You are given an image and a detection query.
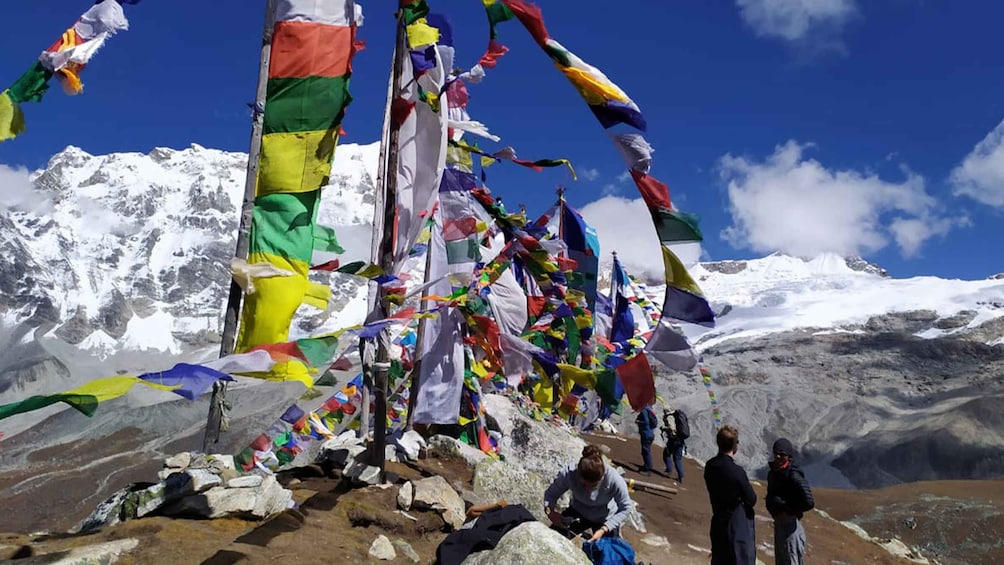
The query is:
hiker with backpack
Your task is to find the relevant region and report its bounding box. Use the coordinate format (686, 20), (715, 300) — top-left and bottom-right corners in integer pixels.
(635, 404), (659, 474)
(766, 438), (815, 565)
(661, 407), (690, 483)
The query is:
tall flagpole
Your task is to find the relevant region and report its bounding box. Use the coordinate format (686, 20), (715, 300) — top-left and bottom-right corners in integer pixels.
(364, 10), (407, 481)
(203, 0), (276, 453)
(608, 251), (618, 341)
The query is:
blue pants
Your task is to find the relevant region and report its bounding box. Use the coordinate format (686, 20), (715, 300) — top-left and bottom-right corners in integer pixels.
(664, 443), (684, 481)
(640, 435), (654, 471)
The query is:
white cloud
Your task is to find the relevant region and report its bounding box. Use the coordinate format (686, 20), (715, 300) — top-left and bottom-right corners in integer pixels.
(736, 0), (856, 50)
(719, 141), (963, 258)
(579, 196), (702, 282)
(600, 171), (633, 197)
(950, 119), (1004, 209)
(580, 168), (600, 181)
(0, 164), (51, 214)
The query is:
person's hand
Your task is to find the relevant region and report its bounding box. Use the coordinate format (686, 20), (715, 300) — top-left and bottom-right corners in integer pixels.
(546, 508), (563, 527)
(588, 526), (608, 542)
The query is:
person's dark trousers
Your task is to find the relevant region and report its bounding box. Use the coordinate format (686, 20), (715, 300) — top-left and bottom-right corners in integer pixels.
(664, 442), (685, 481)
(640, 434), (654, 471)
(710, 507), (756, 565)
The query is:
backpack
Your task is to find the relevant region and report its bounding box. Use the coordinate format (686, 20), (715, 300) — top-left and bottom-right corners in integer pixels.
(674, 410), (691, 440)
(661, 409), (677, 440)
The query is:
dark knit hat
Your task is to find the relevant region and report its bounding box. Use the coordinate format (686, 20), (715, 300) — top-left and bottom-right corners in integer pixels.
(772, 438), (795, 457)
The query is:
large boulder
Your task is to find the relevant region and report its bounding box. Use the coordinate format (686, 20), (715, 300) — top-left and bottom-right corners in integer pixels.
(482, 394), (585, 479)
(471, 459), (552, 523)
(160, 473), (293, 519)
(460, 521), (592, 565)
(411, 475), (466, 530)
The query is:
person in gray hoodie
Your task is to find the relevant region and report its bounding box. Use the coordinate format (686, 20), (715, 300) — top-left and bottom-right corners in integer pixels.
(544, 444), (633, 541)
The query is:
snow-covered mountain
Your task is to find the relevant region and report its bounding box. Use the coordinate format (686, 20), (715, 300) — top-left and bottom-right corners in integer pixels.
(687, 252), (1004, 349)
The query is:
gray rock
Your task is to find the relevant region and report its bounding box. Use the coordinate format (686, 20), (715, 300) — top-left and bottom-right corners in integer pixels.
(460, 521), (591, 565)
(393, 538), (421, 562)
(482, 394), (585, 480)
(412, 475), (466, 530)
(368, 535), (396, 560)
(933, 310), (977, 330)
(427, 434), (491, 466)
(369, 533), (395, 561)
(394, 429), (427, 461)
(227, 475), (264, 488)
(161, 474), (293, 520)
(701, 260), (748, 275)
(345, 461), (383, 486)
(10, 538), (139, 565)
(318, 430), (367, 467)
(397, 481), (414, 511)
(472, 459), (551, 522)
(385, 444), (399, 463)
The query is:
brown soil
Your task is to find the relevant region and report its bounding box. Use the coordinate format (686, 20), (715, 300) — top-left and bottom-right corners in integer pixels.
(1, 434), (1000, 564)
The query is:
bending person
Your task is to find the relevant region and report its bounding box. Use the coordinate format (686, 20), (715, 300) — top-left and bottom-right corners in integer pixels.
(544, 444), (633, 541)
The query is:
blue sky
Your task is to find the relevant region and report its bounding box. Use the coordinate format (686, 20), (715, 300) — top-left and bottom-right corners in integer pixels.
(1, 0), (1002, 280)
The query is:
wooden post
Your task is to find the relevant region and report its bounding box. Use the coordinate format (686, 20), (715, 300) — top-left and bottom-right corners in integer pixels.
(203, 0), (276, 454)
(364, 12), (407, 480)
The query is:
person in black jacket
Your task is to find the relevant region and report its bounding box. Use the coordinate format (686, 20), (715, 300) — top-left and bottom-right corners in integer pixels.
(766, 438), (814, 565)
(704, 425), (757, 565)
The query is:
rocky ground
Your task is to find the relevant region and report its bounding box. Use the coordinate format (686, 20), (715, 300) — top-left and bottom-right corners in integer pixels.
(3, 402), (999, 565)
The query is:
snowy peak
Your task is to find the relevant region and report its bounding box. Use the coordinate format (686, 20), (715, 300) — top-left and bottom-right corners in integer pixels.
(696, 252), (887, 279)
(1, 141), (382, 359)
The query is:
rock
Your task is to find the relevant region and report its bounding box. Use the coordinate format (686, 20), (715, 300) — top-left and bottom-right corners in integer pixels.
(75, 487), (135, 532)
(411, 475), (466, 530)
(393, 538), (421, 562)
(11, 538), (139, 565)
(207, 454), (236, 473)
(157, 469), (180, 481)
(482, 394), (585, 480)
(427, 434), (490, 466)
(460, 521), (591, 565)
(641, 534), (671, 548)
(397, 481), (414, 511)
(368, 535), (396, 560)
(933, 310), (978, 330)
(877, 538), (929, 563)
(227, 475), (264, 488)
(318, 431), (367, 467)
(164, 452), (191, 470)
(345, 461), (383, 486)
(161, 474), (293, 520)
(182, 469), (224, 493)
(393, 430), (428, 461)
(472, 459), (551, 522)
(385, 444), (399, 463)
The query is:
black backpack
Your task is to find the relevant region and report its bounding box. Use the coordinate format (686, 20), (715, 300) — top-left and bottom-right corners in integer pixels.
(674, 410), (691, 440)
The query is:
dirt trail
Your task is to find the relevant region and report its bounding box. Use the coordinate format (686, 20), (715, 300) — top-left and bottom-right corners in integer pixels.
(2, 434), (999, 564)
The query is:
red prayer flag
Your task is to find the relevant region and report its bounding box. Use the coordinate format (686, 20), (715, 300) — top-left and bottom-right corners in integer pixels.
(501, 0), (550, 47)
(630, 171), (673, 211)
(478, 39), (509, 69)
(616, 352), (656, 411)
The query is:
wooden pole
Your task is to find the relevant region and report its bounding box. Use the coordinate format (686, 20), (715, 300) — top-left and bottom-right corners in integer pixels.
(364, 11), (407, 480)
(203, 0), (276, 454)
(625, 477), (678, 496)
